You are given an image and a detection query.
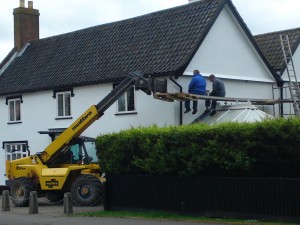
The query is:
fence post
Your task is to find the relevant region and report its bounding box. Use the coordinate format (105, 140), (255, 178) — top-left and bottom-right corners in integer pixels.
(2, 190), (10, 211)
(103, 181), (108, 210)
(63, 192), (73, 215)
(29, 191), (38, 214)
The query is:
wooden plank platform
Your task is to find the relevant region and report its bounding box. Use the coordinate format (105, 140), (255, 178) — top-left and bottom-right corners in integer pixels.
(153, 92), (294, 105)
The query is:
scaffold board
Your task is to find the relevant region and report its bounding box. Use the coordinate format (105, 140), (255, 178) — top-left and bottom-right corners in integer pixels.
(153, 92), (294, 105)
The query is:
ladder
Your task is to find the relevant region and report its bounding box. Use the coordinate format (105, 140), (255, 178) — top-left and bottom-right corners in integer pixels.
(280, 34), (300, 116)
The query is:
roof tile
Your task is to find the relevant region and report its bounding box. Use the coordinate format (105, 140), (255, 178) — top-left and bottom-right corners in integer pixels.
(254, 28), (300, 73)
(0, 0), (224, 95)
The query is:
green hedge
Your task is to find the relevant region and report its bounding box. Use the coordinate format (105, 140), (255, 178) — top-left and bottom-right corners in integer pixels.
(96, 118), (300, 177)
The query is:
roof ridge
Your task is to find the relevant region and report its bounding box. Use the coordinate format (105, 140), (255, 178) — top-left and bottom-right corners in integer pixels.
(0, 0), (282, 95)
(37, 1), (228, 43)
(35, 2), (204, 42)
(254, 27), (300, 37)
(0, 0), (226, 95)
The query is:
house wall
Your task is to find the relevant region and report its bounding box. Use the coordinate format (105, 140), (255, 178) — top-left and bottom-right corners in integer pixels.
(186, 5), (276, 83)
(0, 3), (288, 185)
(0, 81), (178, 185)
(281, 46), (300, 81)
(182, 4), (282, 120)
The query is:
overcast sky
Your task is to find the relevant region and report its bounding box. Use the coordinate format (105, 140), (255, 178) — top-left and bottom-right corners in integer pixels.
(1, 0), (300, 61)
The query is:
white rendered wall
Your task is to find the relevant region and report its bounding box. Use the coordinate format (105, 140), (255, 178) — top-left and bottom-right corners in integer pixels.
(0, 4), (288, 185)
(0, 80), (177, 184)
(182, 5), (281, 123)
(281, 46), (300, 81)
(185, 5), (275, 83)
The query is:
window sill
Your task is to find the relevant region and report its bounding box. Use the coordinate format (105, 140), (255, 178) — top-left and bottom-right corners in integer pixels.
(115, 111), (137, 116)
(55, 116), (73, 120)
(7, 121), (22, 125)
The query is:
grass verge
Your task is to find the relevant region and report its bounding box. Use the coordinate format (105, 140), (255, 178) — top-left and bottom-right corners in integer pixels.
(77, 210), (299, 225)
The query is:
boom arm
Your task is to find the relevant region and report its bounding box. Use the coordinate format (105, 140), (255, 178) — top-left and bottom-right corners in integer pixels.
(39, 71), (163, 164)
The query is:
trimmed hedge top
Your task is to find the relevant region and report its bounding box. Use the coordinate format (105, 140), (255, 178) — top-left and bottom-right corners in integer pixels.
(96, 118), (300, 178)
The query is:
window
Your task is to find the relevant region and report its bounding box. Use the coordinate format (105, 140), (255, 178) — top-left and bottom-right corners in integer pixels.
(117, 86), (135, 113)
(57, 92), (71, 118)
(8, 98), (21, 122)
(4, 142), (28, 161)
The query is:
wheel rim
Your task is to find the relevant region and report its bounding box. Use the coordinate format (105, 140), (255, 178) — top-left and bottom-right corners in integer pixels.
(78, 184), (93, 199)
(16, 185), (25, 200)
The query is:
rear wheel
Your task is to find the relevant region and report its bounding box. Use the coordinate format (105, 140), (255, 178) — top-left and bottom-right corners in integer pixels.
(71, 174), (103, 206)
(10, 177), (36, 207)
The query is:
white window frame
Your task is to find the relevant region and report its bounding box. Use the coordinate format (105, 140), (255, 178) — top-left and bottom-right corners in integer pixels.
(8, 98), (21, 123)
(117, 86), (136, 113)
(56, 91), (72, 118)
(4, 142), (28, 161)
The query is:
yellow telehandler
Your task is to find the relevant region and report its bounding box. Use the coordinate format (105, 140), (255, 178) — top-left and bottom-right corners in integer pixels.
(5, 71), (167, 206)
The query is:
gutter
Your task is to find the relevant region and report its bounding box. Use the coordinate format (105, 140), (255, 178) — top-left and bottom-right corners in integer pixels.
(170, 76), (183, 125)
(280, 87), (284, 117)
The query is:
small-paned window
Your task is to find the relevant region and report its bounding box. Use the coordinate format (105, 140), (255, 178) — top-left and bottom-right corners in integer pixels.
(4, 142), (28, 161)
(57, 92), (71, 118)
(117, 86), (135, 113)
(8, 98), (21, 122)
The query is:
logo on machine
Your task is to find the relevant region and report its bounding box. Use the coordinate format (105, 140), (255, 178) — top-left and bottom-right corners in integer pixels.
(72, 111), (93, 131)
(46, 179), (59, 188)
(16, 166), (25, 170)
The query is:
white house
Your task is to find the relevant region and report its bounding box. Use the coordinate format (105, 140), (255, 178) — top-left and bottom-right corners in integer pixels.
(0, 0), (286, 185)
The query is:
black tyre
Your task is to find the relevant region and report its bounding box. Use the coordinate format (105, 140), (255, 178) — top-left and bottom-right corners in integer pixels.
(47, 191), (64, 203)
(71, 174), (103, 206)
(10, 177), (36, 207)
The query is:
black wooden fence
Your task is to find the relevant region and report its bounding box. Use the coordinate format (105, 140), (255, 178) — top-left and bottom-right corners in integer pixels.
(104, 175), (300, 219)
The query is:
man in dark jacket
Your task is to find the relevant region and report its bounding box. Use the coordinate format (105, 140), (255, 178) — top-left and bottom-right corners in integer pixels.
(205, 74), (226, 115)
(184, 69), (206, 114)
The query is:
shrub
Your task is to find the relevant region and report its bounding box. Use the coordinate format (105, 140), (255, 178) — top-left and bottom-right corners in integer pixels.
(96, 118), (300, 178)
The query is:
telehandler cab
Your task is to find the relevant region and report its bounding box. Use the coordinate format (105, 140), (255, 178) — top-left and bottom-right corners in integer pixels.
(5, 71), (167, 206)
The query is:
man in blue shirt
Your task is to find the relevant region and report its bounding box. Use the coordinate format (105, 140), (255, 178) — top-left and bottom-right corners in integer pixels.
(184, 69), (206, 114)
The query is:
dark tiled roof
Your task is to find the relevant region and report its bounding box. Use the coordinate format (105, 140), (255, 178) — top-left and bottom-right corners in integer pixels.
(0, 0), (280, 95)
(254, 28), (300, 74)
(0, 0), (225, 96)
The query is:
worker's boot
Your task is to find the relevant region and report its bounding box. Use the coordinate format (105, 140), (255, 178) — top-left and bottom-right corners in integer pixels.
(184, 109), (191, 113)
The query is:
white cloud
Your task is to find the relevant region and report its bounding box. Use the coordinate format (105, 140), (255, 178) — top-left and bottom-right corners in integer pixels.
(232, 0), (300, 34)
(1, 0), (299, 61)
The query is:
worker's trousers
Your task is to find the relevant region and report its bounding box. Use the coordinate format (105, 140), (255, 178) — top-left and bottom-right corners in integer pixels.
(205, 92), (226, 109)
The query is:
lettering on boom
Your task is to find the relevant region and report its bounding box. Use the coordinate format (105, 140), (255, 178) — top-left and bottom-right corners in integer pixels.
(72, 111), (93, 131)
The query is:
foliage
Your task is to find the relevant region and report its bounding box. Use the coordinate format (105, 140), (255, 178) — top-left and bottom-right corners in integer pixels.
(96, 118), (300, 177)
(77, 210), (298, 225)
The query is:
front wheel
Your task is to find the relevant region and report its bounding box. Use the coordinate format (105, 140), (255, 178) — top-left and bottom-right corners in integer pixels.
(10, 177), (36, 207)
(71, 174), (103, 206)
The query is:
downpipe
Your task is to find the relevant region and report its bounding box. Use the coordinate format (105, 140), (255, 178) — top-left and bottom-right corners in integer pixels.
(170, 75), (183, 125)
